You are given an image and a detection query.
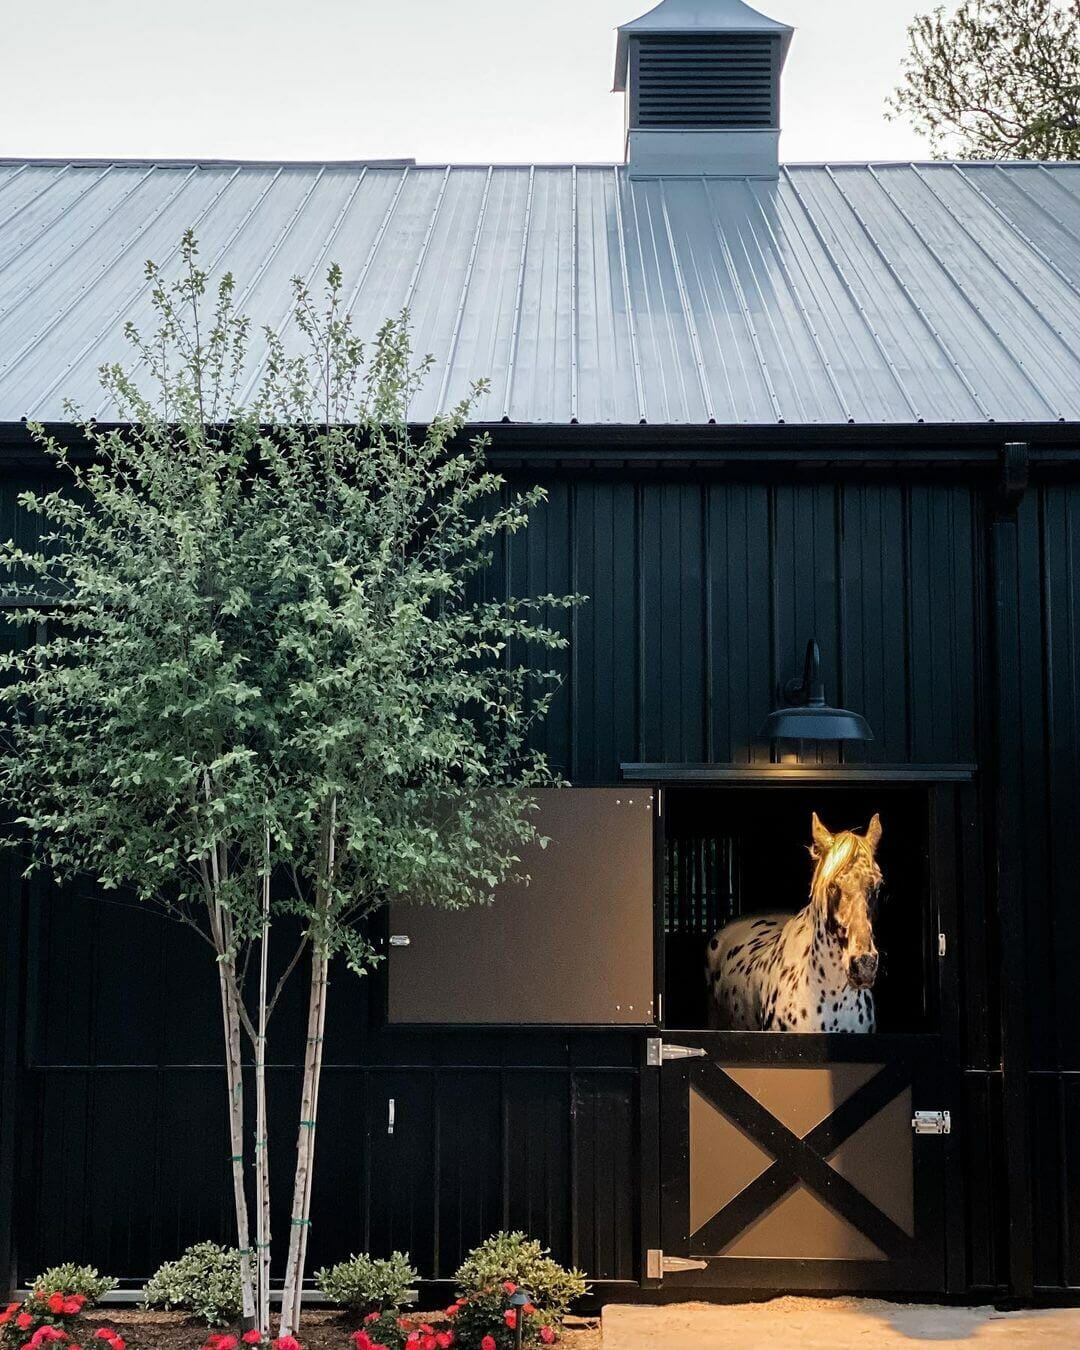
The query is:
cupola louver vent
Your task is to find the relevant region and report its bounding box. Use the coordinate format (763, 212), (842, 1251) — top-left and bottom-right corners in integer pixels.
(614, 0), (794, 179)
(632, 34), (778, 129)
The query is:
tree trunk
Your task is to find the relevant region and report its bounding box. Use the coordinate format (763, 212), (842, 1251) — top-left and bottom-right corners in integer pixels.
(216, 953), (257, 1325)
(278, 797), (336, 1336)
(254, 836), (272, 1333)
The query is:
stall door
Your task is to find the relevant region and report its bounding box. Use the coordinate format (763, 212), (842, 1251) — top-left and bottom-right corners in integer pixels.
(654, 1034), (950, 1292)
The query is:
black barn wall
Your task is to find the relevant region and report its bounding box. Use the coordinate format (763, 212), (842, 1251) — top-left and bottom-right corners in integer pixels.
(4, 463), (1080, 1298)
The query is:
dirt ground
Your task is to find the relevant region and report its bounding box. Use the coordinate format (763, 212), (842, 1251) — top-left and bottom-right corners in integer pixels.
(602, 1298), (1080, 1349)
(83, 1310), (602, 1350)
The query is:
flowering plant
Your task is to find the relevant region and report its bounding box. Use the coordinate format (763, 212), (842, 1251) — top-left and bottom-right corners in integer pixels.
(0, 1298), (124, 1350)
(444, 1284), (556, 1350)
(349, 1314), (454, 1350)
(201, 1332), (300, 1350)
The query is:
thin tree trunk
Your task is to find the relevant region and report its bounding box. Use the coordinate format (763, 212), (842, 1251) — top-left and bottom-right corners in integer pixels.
(215, 945), (257, 1325)
(279, 796), (336, 1336)
(254, 827), (272, 1333)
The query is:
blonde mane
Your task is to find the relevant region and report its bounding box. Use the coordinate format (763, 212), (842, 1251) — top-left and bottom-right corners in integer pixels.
(809, 831), (874, 906)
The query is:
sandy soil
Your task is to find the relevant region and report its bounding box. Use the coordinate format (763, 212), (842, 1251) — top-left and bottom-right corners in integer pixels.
(602, 1297), (1080, 1349)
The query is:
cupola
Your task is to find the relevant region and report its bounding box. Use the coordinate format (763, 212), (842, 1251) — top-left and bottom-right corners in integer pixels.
(614, 0), (794, 179)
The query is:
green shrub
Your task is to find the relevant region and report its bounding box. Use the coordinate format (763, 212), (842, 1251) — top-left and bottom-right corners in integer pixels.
(455, 1232), (587, 1320)
(31, 1264), (117, 1307)
(143, 1242), (243, 1325)
(315, 1251), (417, 1315)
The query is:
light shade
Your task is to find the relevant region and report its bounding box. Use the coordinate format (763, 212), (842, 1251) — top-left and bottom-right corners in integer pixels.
(758, 638), (874, 743)
(758, 704), (874, 742)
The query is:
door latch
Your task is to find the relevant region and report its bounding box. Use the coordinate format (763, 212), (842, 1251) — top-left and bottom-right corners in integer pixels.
(911, 1109), (951, 1135)
(646, 1249), (708, 1279)
(646, 1038), (708, 1066)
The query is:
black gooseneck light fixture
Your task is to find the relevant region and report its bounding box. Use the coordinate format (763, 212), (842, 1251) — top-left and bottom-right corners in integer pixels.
(758, 638), (874, 743)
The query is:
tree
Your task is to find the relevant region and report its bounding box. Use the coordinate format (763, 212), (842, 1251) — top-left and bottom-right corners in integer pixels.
(0, 233), (576, 1334)
(888, 0), (1080, 159)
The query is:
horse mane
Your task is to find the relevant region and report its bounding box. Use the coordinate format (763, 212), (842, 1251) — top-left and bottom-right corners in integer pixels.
(809, 831), (873, 906)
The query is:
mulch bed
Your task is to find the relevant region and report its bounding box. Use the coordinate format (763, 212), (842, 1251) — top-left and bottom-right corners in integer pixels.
(83, 1311), (602, 1350)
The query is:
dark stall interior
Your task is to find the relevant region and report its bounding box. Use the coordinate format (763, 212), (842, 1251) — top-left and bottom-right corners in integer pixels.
(662, 786), (933, 1034)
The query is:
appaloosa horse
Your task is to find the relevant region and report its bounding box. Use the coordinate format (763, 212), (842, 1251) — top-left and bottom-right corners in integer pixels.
(706, 812), (884, 1033)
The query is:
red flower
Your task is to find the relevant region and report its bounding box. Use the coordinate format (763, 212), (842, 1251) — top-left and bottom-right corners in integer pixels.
(481, 1339), (496, 1350)
(242, 1333), (263, 1345)
(16, 1314), (33, 1330)
(211, 1339), (236, 1350)
(61, 1301), (83, 1317)
(272, 1339), (300, 1350)
(68, 1344), (82, 1350)
(420, 1337), (437, 1350)
(351, 1334), (371, 1350)
(503, 1311), (517, 1329)
(47, 1295), (65, 1315)
(419, 1329), (433, 1338)
(94, 1335), (116, 1344)
(0, 1304), (19, 1326)
(28, 1330), (67, 1349)
(502, 1281), (517, 1295)
(364, 1312), (382, 1326)
(435, 1334), (453, 1349)
(539, 1329), (556, 1345)
(443, 1307), (458, 1319)
(523, 1305), (536, 1316)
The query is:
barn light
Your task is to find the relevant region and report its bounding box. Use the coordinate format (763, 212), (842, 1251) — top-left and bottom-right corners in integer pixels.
(758, 638), (874, 743)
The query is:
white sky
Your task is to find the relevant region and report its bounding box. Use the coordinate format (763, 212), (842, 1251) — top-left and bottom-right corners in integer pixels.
(1, 0), (932, 163)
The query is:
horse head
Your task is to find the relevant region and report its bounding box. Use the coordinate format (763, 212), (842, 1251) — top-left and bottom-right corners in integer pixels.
(809, 811), (884, 990)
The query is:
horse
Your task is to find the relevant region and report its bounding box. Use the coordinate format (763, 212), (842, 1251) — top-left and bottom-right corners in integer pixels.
(705, 812), (884, 1033)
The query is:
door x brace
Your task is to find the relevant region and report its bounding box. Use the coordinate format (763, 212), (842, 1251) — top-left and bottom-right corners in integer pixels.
(689, 1059), (917, 1260)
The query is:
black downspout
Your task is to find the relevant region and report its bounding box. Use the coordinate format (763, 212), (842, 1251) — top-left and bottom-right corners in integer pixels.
(990, 441), (1034, 1301)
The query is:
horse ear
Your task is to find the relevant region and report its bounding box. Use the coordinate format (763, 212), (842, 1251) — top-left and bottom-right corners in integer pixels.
(810, 812), (833, 857)
(866, 813), (883, 851)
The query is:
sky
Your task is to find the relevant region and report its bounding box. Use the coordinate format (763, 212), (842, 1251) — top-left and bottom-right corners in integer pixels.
(1, 0), (933, 164)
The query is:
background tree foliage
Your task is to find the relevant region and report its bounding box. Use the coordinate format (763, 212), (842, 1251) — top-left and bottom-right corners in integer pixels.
(0, 233), (577, 1332)
(889, 0), (1080, 158)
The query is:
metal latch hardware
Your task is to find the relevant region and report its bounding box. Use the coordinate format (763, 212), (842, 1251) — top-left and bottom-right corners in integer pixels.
(387, 1098), (396, 1135)
(646, 1038), (708, 1066)
(389, 934), (411, 947)
(646, 1250), (708, 1279)
(938, 932), (947, 957)
(912, 1109), (951, 1135)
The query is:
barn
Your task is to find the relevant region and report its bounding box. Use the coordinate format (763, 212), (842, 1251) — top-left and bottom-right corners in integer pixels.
(2, 0), (1080, 1308)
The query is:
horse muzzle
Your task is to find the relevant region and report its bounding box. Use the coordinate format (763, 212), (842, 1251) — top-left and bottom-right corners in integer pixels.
(848, 953), (879, 989)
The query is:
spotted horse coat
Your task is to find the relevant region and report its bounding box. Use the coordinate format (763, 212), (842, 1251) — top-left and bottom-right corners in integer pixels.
(706, 812), (884, 1033)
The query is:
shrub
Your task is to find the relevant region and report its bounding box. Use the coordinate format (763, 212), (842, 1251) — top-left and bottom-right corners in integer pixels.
(202, 1333), (300, 1350)
(31, 1266), (117, 1308)
(455, 1232), (587, 1321)
(450, 1232), (588, 1349)
(144, 1242), (243, 1325)
(315, 1252), (417, 1315)
(0, 1293), (124, 1350)
(351, 1314), (453, 1350)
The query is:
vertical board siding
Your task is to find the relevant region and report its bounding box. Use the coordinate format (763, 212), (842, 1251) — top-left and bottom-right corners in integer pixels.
(8, 469), (1080, 1296)
(509, 475), (982, 776)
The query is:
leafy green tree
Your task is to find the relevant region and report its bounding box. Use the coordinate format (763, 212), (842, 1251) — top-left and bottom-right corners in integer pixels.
(889, 0), (1080, 159)
(0, 233), (576, 1333)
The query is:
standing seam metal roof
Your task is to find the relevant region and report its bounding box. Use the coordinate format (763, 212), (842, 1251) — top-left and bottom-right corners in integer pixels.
(1, 159), (1079, 427)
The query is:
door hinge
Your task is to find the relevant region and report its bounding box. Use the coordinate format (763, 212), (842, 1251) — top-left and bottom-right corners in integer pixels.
(938, 932), (947, 957)
(646, 1037), (708, 1066)
(912, 1109), (951, 1135)
(646, 1249), (708, 1279)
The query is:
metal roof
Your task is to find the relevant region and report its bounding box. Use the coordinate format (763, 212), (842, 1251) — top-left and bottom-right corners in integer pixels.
(2, 158), (1080, 427)
(614, 0), (795, 92)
